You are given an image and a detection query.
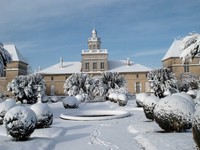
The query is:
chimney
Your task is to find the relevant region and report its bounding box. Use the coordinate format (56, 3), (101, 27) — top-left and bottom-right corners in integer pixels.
(126, 58), (131, 65)
(60, 57), (63, 68)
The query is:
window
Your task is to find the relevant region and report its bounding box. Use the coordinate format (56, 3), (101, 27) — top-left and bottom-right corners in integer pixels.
(135, 82), (141, 93)
(0, 69), (6, 77)
(93, 45), (96, 49)
(100, 62), (104, 70)
(51, 77), (54, 81)
(85, 62), (89, 70)
(93, 62), (97, 70)
(136, 74), (139, 78)
(184, 62), (189, 73)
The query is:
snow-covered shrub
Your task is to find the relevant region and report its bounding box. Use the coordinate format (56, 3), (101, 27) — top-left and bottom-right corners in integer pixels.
(50, 96), (59, 103)
(0, 42), (12, 74)
(64, 73), (89, 96)
(75, 94), (85, 103)
(187, 90), (197, 99)
(42, 95), (49, 103)
(154, 95), (195, 132)
(148, 68), (179, 98)
(7, 74), (45, 104)
(0, 100), (16, 124)
(30, 103), (53, 128)
(192, 106), (200, 149)
(143, 95), (160, 120)
(4, 106), (36, 141)
(101, 72), (128, 97)
(179, 33), (200, 62)
(118, 94), (128, 106)
(86, 76), (107, 102)
(178, 72), (199, 92)
(63, 96), (79, 109)
(163, 90), (171, 96)
(173, 92), (195, 108)
(135, 93), (149, 107)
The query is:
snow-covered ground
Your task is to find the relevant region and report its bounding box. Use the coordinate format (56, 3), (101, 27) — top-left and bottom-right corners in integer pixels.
(0, 98), (197, 150)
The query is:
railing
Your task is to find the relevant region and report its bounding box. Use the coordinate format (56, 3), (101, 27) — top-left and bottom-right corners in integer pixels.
(82, 49), (108, 54)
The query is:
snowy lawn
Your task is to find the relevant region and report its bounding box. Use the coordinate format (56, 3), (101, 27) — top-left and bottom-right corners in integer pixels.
(0, 98), (197, 150)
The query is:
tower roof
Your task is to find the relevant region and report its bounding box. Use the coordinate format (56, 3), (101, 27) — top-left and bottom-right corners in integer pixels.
(3, 44), (28, 64)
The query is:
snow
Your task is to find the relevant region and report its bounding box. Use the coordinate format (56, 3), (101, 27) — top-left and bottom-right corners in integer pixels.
(3, 44), (27, 64)
(37, 60), (152, 74)
(0, 98), (197, 150)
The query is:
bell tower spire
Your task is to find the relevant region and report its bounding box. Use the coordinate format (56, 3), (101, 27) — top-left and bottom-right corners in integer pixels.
(88, 28), (101, 50)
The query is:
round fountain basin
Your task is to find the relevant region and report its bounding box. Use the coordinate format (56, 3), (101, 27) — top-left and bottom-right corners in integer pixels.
(60, 110), (130, 121)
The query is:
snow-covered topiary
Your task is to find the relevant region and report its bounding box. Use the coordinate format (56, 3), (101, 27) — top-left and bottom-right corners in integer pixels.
(30, 103), (53, 128)
(75, 94), (85, 103)
(7, 74), (46, 104)
(118, 94), (128, 106)
(0, 100), (16, 124)
(143, 95), (160, 120)
(192, 106), (200, 149)
(42, 95), (49, 103)
(4, 106), (36, 141)
(63, 96), (79, 109)
(148, 68), (179, 98)
(154, 95), (195, 132)
(135, 93), (149, 107)
(50, 96), (59, 103)
(187, 90), (197, 99)
(173, 92), (195, 108)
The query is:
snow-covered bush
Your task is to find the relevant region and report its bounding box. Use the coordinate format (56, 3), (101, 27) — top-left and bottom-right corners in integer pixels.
(173, 92), (195, 108)
(64, 73), (89, 96)
(42, 95), (49, 103)
(86, 76), (107, 102)
(63, 96), (79, 109)
(4, 106), (36, 141)
(7, 74), (45, 104)
(118, 94), (128, 106)
(30, 103), (53, 128)
(101, 72), (128, 97)
(135, 93), (149, 107)
(143, 95), (160, 120)
(192, 106), (200, 149)
(148, 68), (179, 98)
(0, 100), (16, 124)
(154, 95), (195, 132)
(64, 72), (128, 103)
(178, 72), (199, 92)
(108, 93), (118, 103)
(187, 90), (197, 99)
(179, 33), (200, 62)
(50, 96), (59, 103)
(0, 42), (12, 74)
(75, 94), (85, 103)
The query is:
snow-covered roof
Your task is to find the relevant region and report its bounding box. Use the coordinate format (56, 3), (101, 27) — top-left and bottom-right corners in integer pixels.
(37, 60), (152, 75)
(162, 40), (183, 61)
(108, 60), (152, 73)
(37, 61), (82, 74)
(162, 33), (200, 61)
(3, 44), (28, 64)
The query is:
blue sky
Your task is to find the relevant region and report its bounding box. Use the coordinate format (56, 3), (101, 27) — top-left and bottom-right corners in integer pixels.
(0, 0), (200, 71)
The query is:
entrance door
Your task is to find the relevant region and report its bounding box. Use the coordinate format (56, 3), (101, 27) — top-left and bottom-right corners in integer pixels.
(50, 84), (55, 96)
